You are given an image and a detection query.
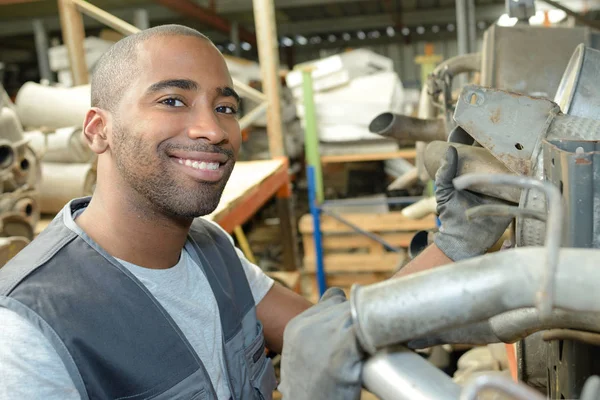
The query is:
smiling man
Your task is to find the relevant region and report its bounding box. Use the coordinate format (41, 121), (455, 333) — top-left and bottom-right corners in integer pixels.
(0, 25), (311, 400)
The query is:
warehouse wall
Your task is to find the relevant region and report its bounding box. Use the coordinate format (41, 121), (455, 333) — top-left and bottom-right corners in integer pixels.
(292, 38), (483, 89)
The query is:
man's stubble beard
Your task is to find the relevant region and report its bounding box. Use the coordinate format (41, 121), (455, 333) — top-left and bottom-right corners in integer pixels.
(112, 122), (233, 219)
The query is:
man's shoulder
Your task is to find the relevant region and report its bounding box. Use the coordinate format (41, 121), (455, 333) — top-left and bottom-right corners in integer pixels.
(0, 214), (78, 295)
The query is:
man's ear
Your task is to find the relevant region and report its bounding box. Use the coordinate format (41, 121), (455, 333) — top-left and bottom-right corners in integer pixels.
(83, 107), (110, 154)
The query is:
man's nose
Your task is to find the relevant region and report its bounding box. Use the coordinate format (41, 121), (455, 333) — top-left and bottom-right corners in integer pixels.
(186, 110), (228, 144)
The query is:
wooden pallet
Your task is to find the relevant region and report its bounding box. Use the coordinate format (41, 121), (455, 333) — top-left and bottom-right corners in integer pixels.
(299, 212), (437, 301)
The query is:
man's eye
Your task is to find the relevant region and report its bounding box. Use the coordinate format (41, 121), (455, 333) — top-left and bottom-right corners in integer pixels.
(161, 98), (185, 107)
(216, 105), (237, 115)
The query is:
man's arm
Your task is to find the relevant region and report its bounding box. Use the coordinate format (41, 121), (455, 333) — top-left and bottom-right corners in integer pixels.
(393, 243), (452, 278)
(256, 283), (312, 354)
(0, 308), (80, 399)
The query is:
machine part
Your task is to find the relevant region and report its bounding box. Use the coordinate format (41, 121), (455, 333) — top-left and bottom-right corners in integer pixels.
(408, 230), (432, 260)
(466, 205), (546, 221)
(414, 52), (481, 182)
(460, 374), (545, 400)
(454, 85), (600, 176)
(407, 308), (600, 348)
(401, 197), (436, 220)
(350, 245), (600, 355)
(554, 45), (600, 120)
(0, 212), (34, 240)
(448, 125), (475, 145)
(40, 162), (96, 213)
(0, 236), (29, 268)
(543, 330), (600, 347)
(368, 112), (446, 144)
(14, 82), (90, 130)
(0, 140), (15, 172)
(454, 174), (564, 319)
(544, 139), (600, 248)
(362, 346), (461, 400)
(387, 167), (418, 191)
(24, 127), (94, 163)
(3, 144), (41, 193)
(0, 107), (24, 144)
(506, 0), (536, 20)
(480, 25), (589, 98)
(424, 141), (520, 203)
(0, 188), (40, 228)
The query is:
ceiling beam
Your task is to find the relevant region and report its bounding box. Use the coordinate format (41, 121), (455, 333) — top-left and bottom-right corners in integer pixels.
(209, 0), (367, 14)
(277, 4), (507, 36)
(154, 0), (256, 44)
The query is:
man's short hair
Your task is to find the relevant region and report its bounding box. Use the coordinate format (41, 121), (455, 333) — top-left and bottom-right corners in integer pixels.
(90, 25), (210, 112)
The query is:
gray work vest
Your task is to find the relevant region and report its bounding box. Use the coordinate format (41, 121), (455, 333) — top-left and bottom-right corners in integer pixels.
(0, 197), (277, 400)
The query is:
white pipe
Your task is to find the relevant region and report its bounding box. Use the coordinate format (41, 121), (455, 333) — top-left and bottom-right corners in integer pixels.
(40, 162), (96, 213)
(401, 196), (437, 220)
(0, 106), (24, 143)
(15, 82), (90, 130)
(24, 127), (94, 163)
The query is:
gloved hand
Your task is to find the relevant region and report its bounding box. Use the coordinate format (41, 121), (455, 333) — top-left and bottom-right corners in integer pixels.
(278, 287), (363, 400)
(434, 145), (512, 261)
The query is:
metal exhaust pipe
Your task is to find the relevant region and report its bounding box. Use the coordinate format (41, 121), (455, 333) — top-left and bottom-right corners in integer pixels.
(369, 112), (447, 143)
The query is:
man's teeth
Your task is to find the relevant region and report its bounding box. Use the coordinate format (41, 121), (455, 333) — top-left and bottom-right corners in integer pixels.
(178, 159), (220, 170)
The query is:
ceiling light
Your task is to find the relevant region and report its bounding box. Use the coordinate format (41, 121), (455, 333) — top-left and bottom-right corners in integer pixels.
(241, 42), (251, 51)
(432, 25), (440, 33)
(295, 35), (308, 45)
(328, 34), (337, 42)
(342, 32), (351, 41)
(401, 27), (410, 36)
(447, 23), (455, 32)
(368, 31), (381, 39)
(357, 31), (366, 40)
(386, 26), (395, 37)
(416, 26), (425, 34)
(281, 36), (294, 47)
(227, 43), (236, 51)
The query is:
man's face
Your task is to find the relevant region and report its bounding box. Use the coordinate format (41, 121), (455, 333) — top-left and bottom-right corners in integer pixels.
(109, 35), (241, 219)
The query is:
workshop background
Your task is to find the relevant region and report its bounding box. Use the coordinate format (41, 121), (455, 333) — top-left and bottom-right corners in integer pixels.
(2, 0), (600, 399)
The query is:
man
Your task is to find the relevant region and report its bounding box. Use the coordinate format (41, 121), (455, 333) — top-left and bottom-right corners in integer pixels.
(0, 25), (311, 400)
(0, 24), (510, 400)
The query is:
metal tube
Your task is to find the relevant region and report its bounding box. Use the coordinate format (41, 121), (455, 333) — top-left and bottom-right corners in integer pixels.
(32, 19), (53, 83)
(466, 204), (546, 221)
(133, 9), (149, 30)
(307, 166), (326, 297)
(407, 308), (600, 348)
(230, 21), (241, 58)
(301, 68), (323, 203)
(350, 247), (600, 354)
(466, 0), (476, 54)
(362, 346), (461, 400)
(368, 112), (446, 143)
(454, 173), (564, 319)
(455, 0), (469, 87)
(320, 209), (402, 253)
(460, 374), (545, 400)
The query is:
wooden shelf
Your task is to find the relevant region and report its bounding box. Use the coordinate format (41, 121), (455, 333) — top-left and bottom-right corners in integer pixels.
(320, 149), (416, 164)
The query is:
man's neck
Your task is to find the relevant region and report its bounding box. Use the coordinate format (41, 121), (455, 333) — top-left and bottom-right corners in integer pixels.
(76, 188), (192, 270)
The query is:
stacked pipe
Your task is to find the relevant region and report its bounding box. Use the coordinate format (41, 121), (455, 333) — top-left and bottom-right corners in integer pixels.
(0, 88), (41, 264)
(15, 82), (96, 214)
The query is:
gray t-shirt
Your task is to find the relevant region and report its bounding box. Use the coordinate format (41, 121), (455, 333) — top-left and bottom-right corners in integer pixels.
(0, 222), (274, 400)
